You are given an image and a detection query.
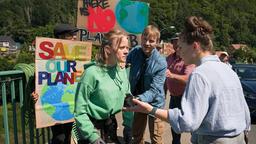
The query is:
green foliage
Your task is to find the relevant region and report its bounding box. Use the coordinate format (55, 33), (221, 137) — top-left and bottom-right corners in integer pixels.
(142, 0), (256, 48)
(16, 51), (34, 65)
(92, 45), (100, 61)
(0, 0), (77, 71)
(233, 47), (256, 64)
(0, 48), (34, 71)
(1, 0), (256, 63)
(0, 0), (77, 44)
(141, 0), (256, 61)
(0, 104), (29, 143)
(0, 56), (16, 71)
(14, 63), (36, 124)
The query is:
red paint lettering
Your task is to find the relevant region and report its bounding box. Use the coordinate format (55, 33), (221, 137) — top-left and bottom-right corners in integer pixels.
(39, 41), (54, 59)
(63, 73), (75, 84)
(87, 6), (116, 32)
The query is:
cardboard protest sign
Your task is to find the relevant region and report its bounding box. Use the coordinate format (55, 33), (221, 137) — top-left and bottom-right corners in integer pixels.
(77, 0), (149, 47)
(35, 37), (92, 128)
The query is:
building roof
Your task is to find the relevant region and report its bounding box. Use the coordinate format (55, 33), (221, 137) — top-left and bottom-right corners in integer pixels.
(0, 36), (17, 50)
(0, 36), (15, 43)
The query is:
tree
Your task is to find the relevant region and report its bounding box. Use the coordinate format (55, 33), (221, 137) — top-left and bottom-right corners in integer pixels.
(16, 51), (35, 64)
(233, 47), (256, 64)
(1, 0), (256, 62)
(0, 55), (16, 71)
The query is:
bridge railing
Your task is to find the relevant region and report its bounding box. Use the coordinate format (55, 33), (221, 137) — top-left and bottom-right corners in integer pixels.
(0, 70), (51, 144)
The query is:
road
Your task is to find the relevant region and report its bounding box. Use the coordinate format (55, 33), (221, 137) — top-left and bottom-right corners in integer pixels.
(116, 95), (191, 144)
(117, 112), (256, 143)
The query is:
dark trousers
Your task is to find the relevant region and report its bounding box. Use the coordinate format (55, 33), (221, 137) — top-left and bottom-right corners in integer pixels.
(169, 96), (182, 144)
(51, 122), (73, 144)
(77, 115), (120, 144)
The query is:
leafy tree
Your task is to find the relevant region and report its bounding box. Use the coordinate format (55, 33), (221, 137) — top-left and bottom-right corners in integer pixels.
(1, 0), (256, 63)
(233, 47), (256, 64)
(0, 55), (16, 71)
(16, 51), (34, 64)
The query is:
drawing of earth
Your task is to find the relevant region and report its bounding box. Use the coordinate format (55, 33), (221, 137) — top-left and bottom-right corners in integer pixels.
(40, 83), (76, 121)
(115, 0), (149, 34)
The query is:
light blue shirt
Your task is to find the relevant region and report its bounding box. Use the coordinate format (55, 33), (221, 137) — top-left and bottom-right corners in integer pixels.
(168, 55), (250, 137)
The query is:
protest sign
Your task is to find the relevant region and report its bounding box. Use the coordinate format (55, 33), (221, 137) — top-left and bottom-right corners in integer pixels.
(77, 0), (149, 47)
(35, 37), (92, 128)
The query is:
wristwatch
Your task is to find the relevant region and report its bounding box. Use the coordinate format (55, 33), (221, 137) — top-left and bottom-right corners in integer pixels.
(149, 107), (157, 116)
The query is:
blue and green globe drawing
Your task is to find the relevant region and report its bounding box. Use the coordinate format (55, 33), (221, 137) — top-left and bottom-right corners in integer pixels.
(115, 0), (149, 34)
(40, 83), (76, 121)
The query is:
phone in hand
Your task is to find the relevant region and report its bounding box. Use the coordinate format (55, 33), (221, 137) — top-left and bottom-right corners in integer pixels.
(124, 93), (134, 107)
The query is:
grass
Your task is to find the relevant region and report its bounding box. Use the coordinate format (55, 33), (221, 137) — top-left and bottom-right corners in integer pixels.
(0, 103), (48, 144)
(0, 103), (24, 143)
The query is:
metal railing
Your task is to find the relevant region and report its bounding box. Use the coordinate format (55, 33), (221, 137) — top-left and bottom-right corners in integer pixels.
(0, 70), (51, 144)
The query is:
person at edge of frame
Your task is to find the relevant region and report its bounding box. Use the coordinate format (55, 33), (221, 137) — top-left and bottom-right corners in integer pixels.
(124, 16), (251, 144)
(32, 23), (79, 144)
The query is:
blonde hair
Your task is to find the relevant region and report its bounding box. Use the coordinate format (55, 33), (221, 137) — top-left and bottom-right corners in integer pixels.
(96, 30), (128, 64)
(142, 25), (160, 43)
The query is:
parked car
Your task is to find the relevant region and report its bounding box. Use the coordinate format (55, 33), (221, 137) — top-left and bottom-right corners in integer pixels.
(232, 64), (256, 124)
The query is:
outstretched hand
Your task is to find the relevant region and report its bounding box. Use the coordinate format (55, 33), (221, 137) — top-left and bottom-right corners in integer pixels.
(123, 98), (153, 114)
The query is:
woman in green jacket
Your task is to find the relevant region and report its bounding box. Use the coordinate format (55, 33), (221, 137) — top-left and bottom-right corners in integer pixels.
(74, 30), (130, 144)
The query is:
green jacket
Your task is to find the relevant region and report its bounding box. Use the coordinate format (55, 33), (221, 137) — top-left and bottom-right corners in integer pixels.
(74, 63), (130, 142)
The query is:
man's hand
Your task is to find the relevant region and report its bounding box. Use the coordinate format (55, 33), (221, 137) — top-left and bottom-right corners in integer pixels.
(166, 69), (173, 79)
(123, 98), (153, 114)
(124, 98), (169, 122)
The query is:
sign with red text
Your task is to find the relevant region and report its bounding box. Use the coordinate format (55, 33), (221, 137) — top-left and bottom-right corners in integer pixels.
(35, 37), (92, 128)
(77, 0), (149, 47)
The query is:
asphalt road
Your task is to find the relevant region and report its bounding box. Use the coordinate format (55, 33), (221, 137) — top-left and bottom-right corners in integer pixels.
(116, 95), (191, 143)
(117, 114), (256, 143)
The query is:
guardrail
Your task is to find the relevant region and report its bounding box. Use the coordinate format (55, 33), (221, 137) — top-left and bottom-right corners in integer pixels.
(0, 70), (51, 144)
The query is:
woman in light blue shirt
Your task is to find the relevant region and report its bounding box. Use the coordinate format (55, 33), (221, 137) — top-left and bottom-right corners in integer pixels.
(124, 16), (250, 144)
